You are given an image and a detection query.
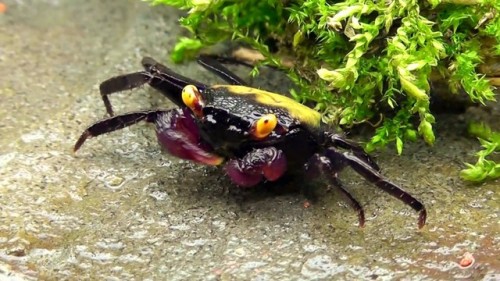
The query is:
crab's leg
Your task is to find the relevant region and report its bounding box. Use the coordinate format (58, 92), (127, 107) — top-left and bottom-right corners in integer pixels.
(330, 177), (366, 227)
(197, 55), (248, 86)
(141, 57), (207, 93)
(307, 154), (365, 227)
(99, 72), (152, 116)
(99, 57), (208, 116)
(324, 132), (380, 172)
(74, 110), (161, 151)
(325, 148), (427, 229)
(74, 108), (223, 166)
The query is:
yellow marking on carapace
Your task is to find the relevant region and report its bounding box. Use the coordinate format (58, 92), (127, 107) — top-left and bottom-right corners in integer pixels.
(213, 85), (321, 128)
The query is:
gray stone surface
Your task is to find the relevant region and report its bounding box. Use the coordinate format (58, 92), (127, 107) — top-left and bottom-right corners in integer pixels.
(0, 1), (498, 280)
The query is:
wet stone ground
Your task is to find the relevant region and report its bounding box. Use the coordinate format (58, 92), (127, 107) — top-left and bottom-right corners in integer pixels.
(0, 1), (499, 280)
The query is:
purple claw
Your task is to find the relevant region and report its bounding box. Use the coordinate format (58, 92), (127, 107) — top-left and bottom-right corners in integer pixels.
(224, 147), (287, 187)
(262, 152), (287, 181)
(156, 108), (223, 165)
(225, 160), (263, 187)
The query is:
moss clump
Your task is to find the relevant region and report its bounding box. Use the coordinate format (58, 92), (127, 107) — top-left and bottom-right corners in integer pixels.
(460, 122), (500, 182)
(147, 0), (499, 182)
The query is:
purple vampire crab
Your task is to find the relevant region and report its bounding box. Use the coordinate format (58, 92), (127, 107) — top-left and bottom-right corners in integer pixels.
(74, 56), (427, 228)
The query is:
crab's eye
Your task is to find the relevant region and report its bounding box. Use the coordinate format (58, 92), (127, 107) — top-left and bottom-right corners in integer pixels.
(182, 85), (203, 116)
(251, 114), (278, 139)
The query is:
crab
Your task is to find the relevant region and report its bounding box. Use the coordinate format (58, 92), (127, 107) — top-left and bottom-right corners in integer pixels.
(74, 55), (427, 228)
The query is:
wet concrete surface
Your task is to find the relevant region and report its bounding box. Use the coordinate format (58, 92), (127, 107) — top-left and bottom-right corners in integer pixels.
(0, 1), (499, 280)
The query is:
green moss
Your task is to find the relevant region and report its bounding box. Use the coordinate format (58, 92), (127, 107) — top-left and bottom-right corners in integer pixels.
(147, 0), (499, 182)
(460, 122), (500, 182)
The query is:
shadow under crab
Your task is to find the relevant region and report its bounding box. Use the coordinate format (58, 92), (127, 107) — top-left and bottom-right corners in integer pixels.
(74, 55), (427, 229)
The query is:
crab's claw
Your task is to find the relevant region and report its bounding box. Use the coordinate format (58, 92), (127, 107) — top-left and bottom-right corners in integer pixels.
(224, 147), (287, 187)
(156, 108), (224, 166)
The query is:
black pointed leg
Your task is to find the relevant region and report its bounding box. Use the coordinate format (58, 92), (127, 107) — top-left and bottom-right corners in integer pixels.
(100, 72), (153, 116)
(197, 55), (248, 86)
(308, 154), (365, 227)
(325, 148), (427, 229)
(141, 57), (207, 91)
(325, 132), (380, 171)
(198, 54), (255, 68)
(74, 110), (162, 152)
(98, 57), (208, 117)
(74, 108), (223, 165)
(330, 177), (366, 228)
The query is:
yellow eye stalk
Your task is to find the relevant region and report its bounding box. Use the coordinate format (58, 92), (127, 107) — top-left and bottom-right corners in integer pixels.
(182, 85), (204, 116)
(251, 114), (278, 139)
